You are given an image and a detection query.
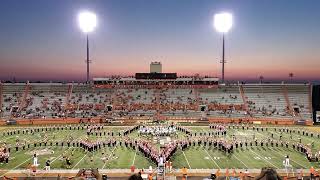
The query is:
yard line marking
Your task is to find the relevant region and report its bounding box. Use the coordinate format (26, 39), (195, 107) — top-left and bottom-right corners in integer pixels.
(51, 147), (72, 163)
(200, 127), (207, 133)
(72, 153), (87, 169)
(204, 125), (247, 169)
(233, 153), (249, 169)
(204, 149), (221, 169)
(269, 147), (307, 169)
(51, 128), (83, 164)
(249, 149), (279, 169)
(132, 149), (137, 166)
(3, 135), (14, 141)
(255, 131), (308, 169)
(223, 126), (251, 169)
(182, 151), (191, 169)
(102, 146), (117, 169)
(13, 157), (32, 169)
(0, 157), (32, 176)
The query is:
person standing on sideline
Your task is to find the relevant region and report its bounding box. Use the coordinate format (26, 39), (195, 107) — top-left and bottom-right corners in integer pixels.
(33, 153), (38, 166)
(284, 155), (290, 168)
(45, 160), (51, 171)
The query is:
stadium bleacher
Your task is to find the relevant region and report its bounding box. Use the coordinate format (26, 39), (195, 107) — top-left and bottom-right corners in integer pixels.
(0, 83), (313, 123)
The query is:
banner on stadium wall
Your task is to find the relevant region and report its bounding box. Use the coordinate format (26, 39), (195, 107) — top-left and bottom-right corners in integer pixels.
(253, 121), (261, 124)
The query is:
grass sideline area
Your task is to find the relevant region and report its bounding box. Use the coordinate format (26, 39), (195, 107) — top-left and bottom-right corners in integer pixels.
(0, 123), (320, 178)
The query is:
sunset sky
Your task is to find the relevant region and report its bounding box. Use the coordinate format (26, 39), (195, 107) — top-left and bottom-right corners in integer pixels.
(0, 0), (320, 82)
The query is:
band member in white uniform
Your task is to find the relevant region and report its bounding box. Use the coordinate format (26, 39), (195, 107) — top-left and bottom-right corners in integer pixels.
(33, 153), (38, 166)
(284, 155), (290, 167)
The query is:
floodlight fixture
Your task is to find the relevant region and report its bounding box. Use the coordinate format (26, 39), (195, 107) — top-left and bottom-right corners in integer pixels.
(213, 12), (233, 83)
(78, 11), (97, 33)
(214, 12), (233, 33)
(78, 11), (97, 83)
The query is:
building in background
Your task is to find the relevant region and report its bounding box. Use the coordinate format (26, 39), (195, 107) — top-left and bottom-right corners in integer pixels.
(150, 62), (162, 73)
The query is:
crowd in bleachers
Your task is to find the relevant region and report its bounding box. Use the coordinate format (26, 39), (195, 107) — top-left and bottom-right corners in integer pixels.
(244, 85), (312, 119)
(0, 84), (313, 121)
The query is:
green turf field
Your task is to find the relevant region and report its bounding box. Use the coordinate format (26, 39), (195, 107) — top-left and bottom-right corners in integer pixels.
(0, 123), (319, 175)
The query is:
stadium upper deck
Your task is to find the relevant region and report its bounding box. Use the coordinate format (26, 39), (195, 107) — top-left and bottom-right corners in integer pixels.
(0, 80), (313, 124)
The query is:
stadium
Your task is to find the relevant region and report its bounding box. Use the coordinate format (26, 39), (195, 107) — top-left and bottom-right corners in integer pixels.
(1, 62), (320, 179)
(1, 1), (320, 180)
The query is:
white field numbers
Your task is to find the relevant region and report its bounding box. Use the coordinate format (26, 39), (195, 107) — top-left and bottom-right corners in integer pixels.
(206, 156), (221, 160)
(254, 156), (272, 160)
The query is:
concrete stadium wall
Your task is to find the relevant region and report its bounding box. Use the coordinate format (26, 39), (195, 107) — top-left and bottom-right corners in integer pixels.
(0, 116), (313, 126)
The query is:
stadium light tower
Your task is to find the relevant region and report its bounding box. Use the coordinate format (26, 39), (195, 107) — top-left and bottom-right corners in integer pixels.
(78, 11), (97, 83)
(214, 12), (233, 83)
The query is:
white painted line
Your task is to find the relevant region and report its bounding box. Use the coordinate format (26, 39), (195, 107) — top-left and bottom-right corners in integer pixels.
(256, 131), (308, 169)
(51, 147), (72, 163)
(269, 147), (307, 169)
(102, 146), (117, 169)
(51, 128), (82, 164)
(182, 151), (191, 169)
(1, 157), (32, 176)
(132, 149), (137, 166)
(224, 126), (250, 169)
(249, 149), (279, 169)
(72, 154), (87, 169)
(3, 135), (14, 141)
(204, 149), (221, 169)
(233, 153), (249, 169)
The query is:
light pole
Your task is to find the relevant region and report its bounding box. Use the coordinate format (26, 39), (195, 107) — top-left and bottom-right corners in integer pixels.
(214, 12), (233, 84)
(78, 11), (97, 83)
(289, 73), (294, 83)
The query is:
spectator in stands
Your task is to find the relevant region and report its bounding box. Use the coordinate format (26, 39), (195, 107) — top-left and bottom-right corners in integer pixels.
(128, 173), (143, 180)
(255, 167), (281, 180)
(181, 167), (188, 179)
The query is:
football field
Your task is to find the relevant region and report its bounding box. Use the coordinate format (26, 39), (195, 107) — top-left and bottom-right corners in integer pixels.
(1, 123), (319, 176)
